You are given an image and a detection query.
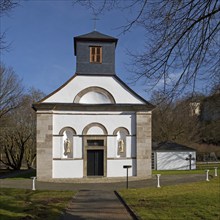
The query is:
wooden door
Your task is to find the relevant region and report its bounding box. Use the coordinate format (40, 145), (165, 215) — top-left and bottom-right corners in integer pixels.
(87, 150), (104, 176)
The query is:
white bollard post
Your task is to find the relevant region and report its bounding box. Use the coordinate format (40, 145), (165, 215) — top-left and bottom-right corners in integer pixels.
(156, 174), (161, 188)
(31, 177), (37, 190)
(205, 170), (210, 181)
(214, 167), (218, 177)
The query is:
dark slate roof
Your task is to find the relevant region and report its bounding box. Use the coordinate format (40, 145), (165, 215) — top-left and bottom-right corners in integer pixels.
(152, 142), (196, 152)
(74, 31), (118, 41)
(74, 31), (118, 55)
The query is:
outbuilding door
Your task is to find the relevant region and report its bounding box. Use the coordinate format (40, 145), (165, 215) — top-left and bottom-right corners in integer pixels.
(87, 150), (104, 176)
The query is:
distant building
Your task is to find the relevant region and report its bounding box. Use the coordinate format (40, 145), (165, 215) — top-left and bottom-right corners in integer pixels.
(190, 102), (200, 116)
(152, 142), (196, 170)
(33, 31), (154, 181)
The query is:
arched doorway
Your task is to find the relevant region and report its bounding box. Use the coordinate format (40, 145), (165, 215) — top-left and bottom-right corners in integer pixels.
(82, 123), (107, 177)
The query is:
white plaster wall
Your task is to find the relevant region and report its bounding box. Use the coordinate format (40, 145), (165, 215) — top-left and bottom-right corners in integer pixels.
(53, 160), (83, 178)
(53, 112), (135, 136)
(107, 159), (136, 177)
(43, 75), (144, 104)
(107, 136), (116, 158)
(156, 152), (196, 170)
(73, 136), (83, 158)
(126, 137), (131, 158)
(51, 111), (138, 178)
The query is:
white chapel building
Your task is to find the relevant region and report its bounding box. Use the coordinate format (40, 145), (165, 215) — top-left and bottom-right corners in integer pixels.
(33, 31), (154, 181)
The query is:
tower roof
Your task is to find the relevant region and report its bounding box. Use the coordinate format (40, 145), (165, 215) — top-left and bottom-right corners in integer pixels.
(152, 142), (196, 152)
(74, 31), (118, 55)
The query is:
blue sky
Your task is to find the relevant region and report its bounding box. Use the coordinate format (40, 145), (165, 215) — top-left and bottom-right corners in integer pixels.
(1, 1), (151, 99)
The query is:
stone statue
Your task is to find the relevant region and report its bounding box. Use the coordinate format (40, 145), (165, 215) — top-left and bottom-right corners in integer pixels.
(64, 138), (71, 155)
(118, 139), (124, 153)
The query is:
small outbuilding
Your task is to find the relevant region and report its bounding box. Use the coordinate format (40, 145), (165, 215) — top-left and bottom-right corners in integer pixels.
(152, 142), (196, 170)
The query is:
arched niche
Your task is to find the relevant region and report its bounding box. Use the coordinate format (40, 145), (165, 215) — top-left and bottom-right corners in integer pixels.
(59, 127), (76, 158)
(113, 127), (129, 157)
(59, 127), (76, 136)
(74, 86), (115, 104)
(113, 127), (129, 136)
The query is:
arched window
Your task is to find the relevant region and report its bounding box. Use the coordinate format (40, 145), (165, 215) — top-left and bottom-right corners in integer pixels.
(113, 127), (129, 157)
(59, 127), (76, 159)
(74, 87), (115, 104)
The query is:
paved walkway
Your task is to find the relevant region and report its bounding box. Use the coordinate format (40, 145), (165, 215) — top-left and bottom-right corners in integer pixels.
(0, 174), (206, 190)
(60, 190), (134, 220)
(0, 173), (205, 191)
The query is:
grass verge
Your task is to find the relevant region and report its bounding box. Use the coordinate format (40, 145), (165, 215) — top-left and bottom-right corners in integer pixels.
(119, 178), (220, 220)
(0, 188), (75, 220)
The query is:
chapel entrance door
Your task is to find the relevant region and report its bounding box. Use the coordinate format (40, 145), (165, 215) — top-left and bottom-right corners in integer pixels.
(87, 150), (104, 176)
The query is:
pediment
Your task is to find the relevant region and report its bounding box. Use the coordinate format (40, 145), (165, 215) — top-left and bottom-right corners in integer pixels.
(35, 74), (154, 109)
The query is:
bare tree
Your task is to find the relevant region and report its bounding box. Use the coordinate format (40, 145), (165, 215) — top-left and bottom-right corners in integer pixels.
(0, 0), (19, 50)
(0, 96), (32, 170)
(151, 89), (220, 146)
(0, 88), (45, 170)
(75, 0), (220, 98)
(24, 88), (45, 169)
(0, 64), (23, 119)
(151, 91), (202, 144)
(0, 0), (18, 15)
(200, 92), (220, 145)
(0, 127), (31, 170)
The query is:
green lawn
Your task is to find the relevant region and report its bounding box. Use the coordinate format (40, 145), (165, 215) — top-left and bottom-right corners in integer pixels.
(120, 178), (220, 220)
(0, 188), (75, 220)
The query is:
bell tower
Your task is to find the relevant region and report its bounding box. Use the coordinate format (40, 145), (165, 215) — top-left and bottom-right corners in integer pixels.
(74, 31), (118, 76)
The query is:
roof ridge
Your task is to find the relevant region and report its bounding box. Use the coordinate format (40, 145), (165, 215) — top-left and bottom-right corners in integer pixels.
(74, 31), (118, 40)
